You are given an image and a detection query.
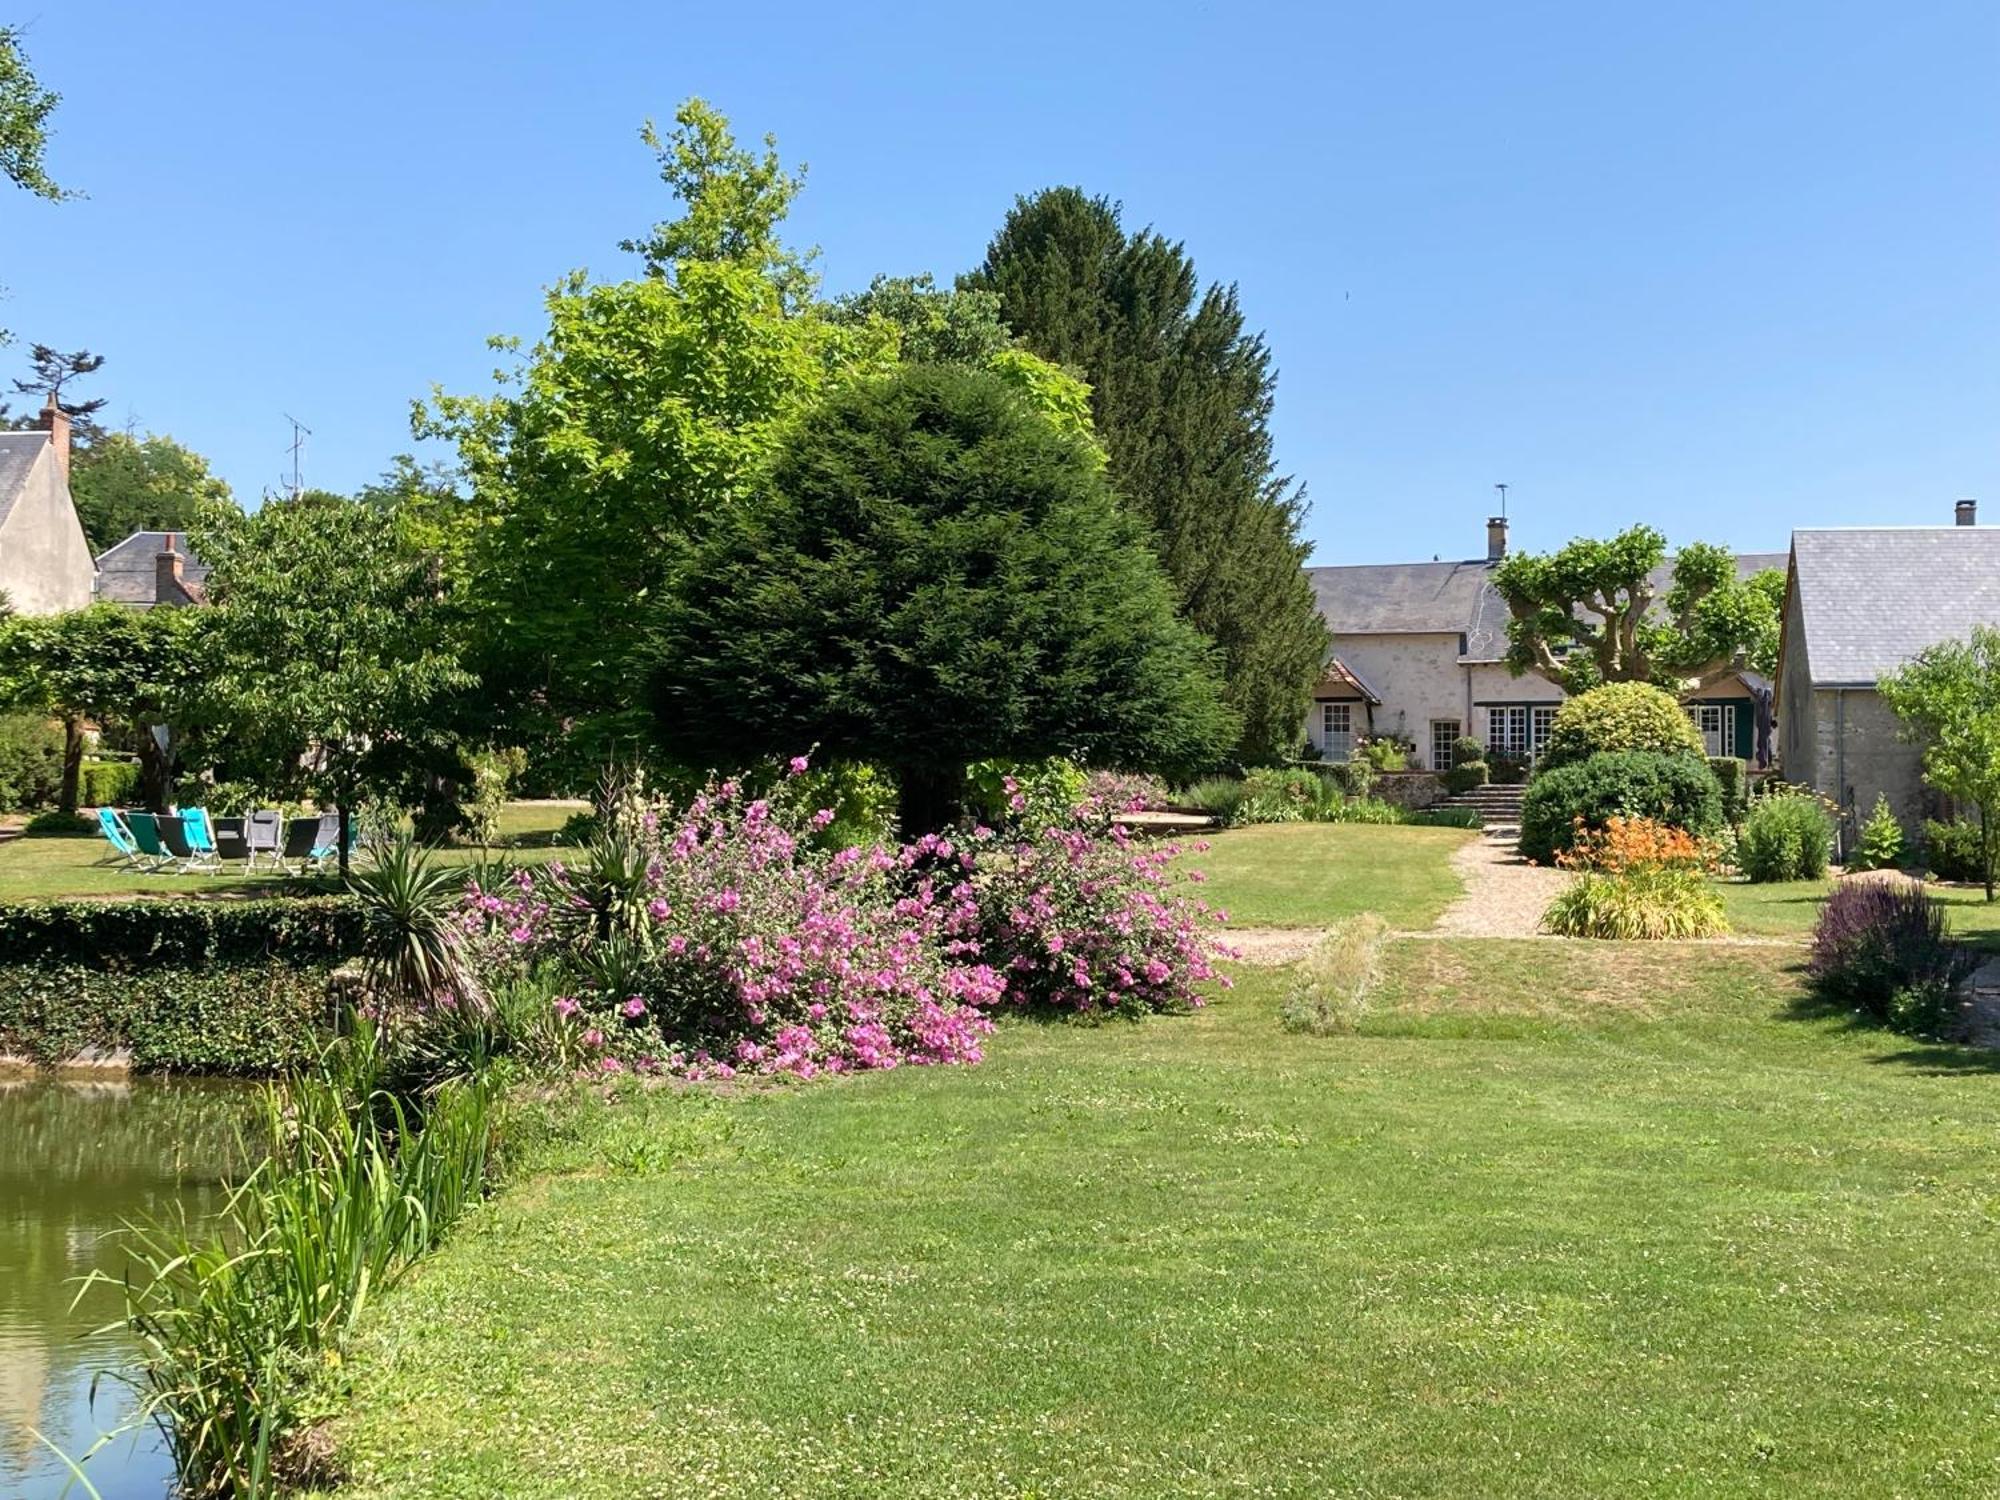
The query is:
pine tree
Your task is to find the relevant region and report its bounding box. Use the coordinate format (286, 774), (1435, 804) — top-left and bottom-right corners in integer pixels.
(965, 189), (1327, 761)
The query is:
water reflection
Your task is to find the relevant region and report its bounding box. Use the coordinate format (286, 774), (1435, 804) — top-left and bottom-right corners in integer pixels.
(0, 1075), (253, 1500)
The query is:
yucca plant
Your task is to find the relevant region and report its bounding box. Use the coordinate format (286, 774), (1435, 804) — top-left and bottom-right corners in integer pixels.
(347, 837), (483, 1019)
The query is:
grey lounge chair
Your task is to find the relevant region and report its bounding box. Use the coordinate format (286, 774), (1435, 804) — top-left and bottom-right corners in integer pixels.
(156, 813), (219, 873)
(212, 815), (251, 864)
(244, 810), (283, 871)
(278, 815), (338, 874)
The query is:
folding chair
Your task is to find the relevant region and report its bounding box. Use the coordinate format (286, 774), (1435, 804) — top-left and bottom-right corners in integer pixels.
(125, 811), (171, 871)
(95, 807), (147, 868)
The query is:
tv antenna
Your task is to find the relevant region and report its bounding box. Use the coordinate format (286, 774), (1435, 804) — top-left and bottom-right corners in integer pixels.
(1494, 482), (1509, 519)
(281, 414), (312, 501)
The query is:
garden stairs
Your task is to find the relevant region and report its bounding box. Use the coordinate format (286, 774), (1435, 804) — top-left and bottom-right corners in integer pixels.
(1437, 782), (1527, 829)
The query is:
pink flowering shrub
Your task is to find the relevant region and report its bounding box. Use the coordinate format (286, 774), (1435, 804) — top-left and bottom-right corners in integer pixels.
(971, 802), (1231, 1015)
(1083, 768), (1170, 814)
(463, 764), (1000, 1080)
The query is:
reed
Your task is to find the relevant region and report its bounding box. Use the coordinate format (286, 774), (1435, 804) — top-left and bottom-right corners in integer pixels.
(88, 1026), (501, 1496)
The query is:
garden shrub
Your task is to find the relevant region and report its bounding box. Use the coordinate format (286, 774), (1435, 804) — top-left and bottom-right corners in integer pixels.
(1452, 735), (1486, 767)
(1517, 751), (1723, 865)
(465, 765), (1006, 1078)
(79, 757), (140, 808)
(1355, 736), (1409, 772)
(21, 809), (93, 837)
(1179, 775), (1248, 823)
(1808, 881), (1977, 1034)
(1736, 788), (1835, 882)
(1486, 749), (1529, 786)
(1281, 914), (1389, 1034)
(1708, 756), (1749, 823)
(972, 808), (1228, 1015)
(1441, 761), (1489, 795)
(1922, 819), (1991, 884)
(1540, 816), (1728, 940)
(0, 711), (63, 810)
(1084, 768), (1170, 814)
(1847, 795), (1907, 873)
(965, 756), (1087, 827)
(1539, 682), (1706, 772)
(0, 896), (365, 966)
(1235, 766), (1340, 825)
(1327, 799), (1482, 829)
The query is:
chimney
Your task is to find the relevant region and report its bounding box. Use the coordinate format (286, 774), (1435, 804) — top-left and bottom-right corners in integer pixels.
(156, 536), (186, 607)
(38, 394), (69, 481)
(1486, 515), (1509, 560)
(1955, 499), (1977, 527)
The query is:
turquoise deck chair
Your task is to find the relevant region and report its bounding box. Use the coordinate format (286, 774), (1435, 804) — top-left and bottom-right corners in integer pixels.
(95, 807), (146, 868)
(125, 811), (170, 870)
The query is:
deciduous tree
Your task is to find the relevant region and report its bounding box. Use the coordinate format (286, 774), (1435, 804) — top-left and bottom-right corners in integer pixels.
(1493, 526), (1784, 693)
(648, 365), (1236, 831)
(193, 493), (472, 874)
(1880, 625), (2000, 901)
(68, 431), (235, 551)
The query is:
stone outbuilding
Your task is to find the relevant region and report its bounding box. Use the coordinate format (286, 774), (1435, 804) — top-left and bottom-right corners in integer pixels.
(1776, 503), (2000, 841)
(0, 397), (94, 615)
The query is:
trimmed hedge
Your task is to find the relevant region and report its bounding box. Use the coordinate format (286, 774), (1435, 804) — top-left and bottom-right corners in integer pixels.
(0, 897), (364, 1071)
(0, 962), (342, 1072)
(79, 758), (140, 808)
(1709, 756), (1749, 823)
(1519, 751), (1724, 865)
(1540, 683), (1706, 772)
(0, 895), (365, 965)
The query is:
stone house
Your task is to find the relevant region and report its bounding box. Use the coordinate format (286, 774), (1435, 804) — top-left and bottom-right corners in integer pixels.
(0, 398), (95, 615)
(1303, 516), (1784, 771)
(1776, 503), (2000, 838)
(94, 529), (209, 608)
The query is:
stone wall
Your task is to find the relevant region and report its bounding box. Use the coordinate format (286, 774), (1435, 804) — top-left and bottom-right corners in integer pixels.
(1369, 770), (1445, 809)
(1809, 687), (1930, 845)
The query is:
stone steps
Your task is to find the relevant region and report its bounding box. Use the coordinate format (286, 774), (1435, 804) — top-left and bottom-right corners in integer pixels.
(1437, 782), (1527, 828)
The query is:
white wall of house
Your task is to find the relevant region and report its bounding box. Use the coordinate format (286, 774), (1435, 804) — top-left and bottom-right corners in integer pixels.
(0, 441), (93, 615)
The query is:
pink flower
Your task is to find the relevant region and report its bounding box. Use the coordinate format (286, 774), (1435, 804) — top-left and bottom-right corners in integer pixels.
(620, 996), (647, 1020)
(788, 755), (811, 776)
(553, 996), (579, 1020)
(647, 898), (672, 922)
(582, 1028), (605, 1050)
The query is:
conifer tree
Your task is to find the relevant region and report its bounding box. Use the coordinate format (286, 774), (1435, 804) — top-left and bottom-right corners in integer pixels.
(965, 189), (1327, 761)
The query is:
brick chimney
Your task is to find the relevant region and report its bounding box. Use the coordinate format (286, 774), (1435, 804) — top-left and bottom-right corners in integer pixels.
(1486, 515), (1509, 560)
(38, 394), (69, 481)
(156, 533), (187, 606)
(1956, 499), (1977, 526)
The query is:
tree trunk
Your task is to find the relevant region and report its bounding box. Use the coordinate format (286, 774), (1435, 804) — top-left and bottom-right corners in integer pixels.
(1982, 805), (1995, 904)
(137, 728), (173, 812)
(896, 764), (963, 839)
(58, 717), (84, 813)
(337, 802), (353, 880)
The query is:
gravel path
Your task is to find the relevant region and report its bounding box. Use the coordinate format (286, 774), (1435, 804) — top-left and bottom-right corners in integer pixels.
(1431, 826), (1570, 939)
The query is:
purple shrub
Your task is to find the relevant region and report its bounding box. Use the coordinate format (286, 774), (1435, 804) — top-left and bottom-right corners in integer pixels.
(1808, 881), (1976, 1029)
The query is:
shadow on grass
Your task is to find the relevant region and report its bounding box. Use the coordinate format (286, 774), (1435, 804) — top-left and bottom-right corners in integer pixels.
(1866, 1045), (2000, 1076)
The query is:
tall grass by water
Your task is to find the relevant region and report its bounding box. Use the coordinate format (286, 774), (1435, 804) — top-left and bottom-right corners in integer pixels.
(88, 1028), (502, 1497)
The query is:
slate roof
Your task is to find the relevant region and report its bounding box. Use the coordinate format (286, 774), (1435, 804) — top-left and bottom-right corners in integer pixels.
(1308, 549), (1790, 663)
(0, 430), (49, 531)
(93, 530), (212, 606)
(1789, 527), (2000, 685)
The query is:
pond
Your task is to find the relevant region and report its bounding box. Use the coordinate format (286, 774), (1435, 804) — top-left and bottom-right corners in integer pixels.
(0, 1075), (253, 1500)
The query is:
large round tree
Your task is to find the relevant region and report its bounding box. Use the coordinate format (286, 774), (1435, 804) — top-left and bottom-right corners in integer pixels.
(649, 364), (1236, 830)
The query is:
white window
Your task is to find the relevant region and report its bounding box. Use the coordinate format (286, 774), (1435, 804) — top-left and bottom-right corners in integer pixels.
(1689, 704), (1735, 758)
(1320, 702), (1353, 761)
(1487, 706), (1526, 759)
(1430, 719), (1460, 771)
(1531, 706), (1558, 761)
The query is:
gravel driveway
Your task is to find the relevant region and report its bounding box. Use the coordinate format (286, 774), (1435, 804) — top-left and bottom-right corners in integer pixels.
(1428, 827), (1570, 939)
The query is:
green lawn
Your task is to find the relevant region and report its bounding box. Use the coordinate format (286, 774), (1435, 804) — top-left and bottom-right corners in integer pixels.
(1178, 821), (1473, 929)
(336, 940), (2000, 1499)
(1717, 875), (2000, 953)
(0, 801), (581, 902)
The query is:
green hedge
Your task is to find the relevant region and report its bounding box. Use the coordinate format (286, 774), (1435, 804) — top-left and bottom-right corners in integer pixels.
(0, 897), (365, 1071)
(0, 962), (341, 1072)
(0, 896), (365, 966)
(1519, 751), (1724, 865)
(1709, 757), (1749, 823)
(79, 758), (140, 807)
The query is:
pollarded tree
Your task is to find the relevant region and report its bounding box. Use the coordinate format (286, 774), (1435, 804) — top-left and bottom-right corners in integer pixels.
(648, 364), (1237, 831)
(193, 492), (472, 874)
(1880, 624), (2000, 901)
(0, 603), (199, 811)
(966, 189), (1328, 762)
(1494, 526), (1785, 694)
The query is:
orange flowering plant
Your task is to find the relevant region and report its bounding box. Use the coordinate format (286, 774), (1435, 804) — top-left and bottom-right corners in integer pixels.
(1554, 815), (1723, 877)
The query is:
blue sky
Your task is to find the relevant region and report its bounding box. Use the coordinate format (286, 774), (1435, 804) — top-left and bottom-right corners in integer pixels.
(6, 2), (1995, 563)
